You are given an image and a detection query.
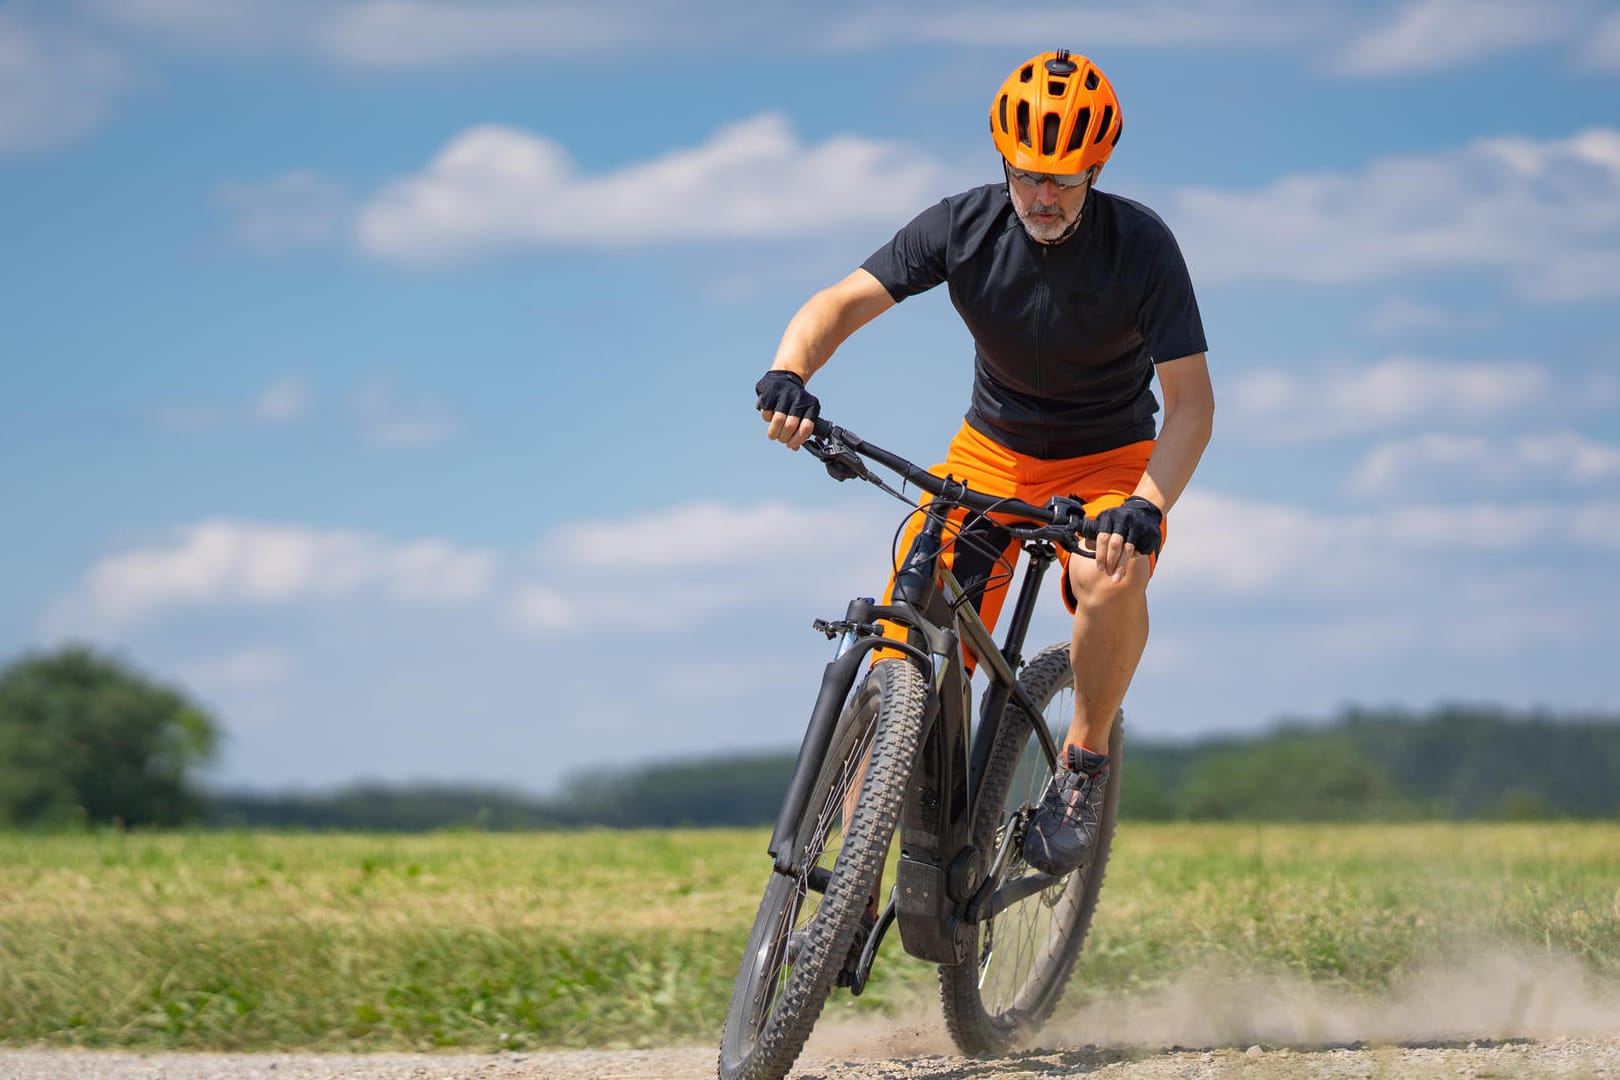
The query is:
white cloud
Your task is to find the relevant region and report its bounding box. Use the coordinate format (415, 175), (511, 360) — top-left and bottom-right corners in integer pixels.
(546, 501), (877, 572)
(94, 0), (725, 67)
(152, 371), (314, 431)
(1348, 432), (1620, 496)
(91, 0), (295, 51)
(152, 372), (455, 447)
(350, 373), (458, 447)
(1174, 127), (1620, 301)
(513, 499), (896, 636)
(0, 12), (127, 153)
(70, 0), (1620, 94)
(92, 0), (1329, 69)
(178, 647), (293, 693)
(50, 520), (497, 632)
(216, 170), (350, 253)
(1160, 492), (1367, 594)
(44, 499), (893, 645)
(1332, 0), (1580, 76)
(1360, 297), (1479, 338)
(1158, 489), (1620, 600)
(510, 584), (575, 633)
(825, 1), (1332, 51)
(250, 372), (313, 424)
(1579, 10), (1620, 70)
(92, 0), (1612, 76)
(33, 490), (1620, 791)
(314, 1), (665, 69)
(352, 114), (952, 266)
(1226, 357), (1548, 442)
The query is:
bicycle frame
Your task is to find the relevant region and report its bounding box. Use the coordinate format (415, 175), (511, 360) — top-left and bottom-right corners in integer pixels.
(767, 479), (1070, 968)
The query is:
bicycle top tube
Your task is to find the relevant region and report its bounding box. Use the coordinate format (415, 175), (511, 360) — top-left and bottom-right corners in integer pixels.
(807, 418), (1101, 551)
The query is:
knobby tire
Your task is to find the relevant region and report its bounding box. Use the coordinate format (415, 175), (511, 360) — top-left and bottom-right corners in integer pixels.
(938, 642), (1124, 1055)
(717, 658), (928, 1080)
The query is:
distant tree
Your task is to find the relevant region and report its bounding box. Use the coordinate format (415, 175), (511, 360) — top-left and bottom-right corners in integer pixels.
(1117, 758), (1177, 821)
(1178, 734), (1413, 821)
(557, 751), (797, 827)
(207, 783), (569, 831)
(0, 645), (219, 827)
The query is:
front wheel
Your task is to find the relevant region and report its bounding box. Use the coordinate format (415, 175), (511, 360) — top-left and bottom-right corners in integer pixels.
(938, 642), (1123, 1056)
(717, 658), (927, 1080)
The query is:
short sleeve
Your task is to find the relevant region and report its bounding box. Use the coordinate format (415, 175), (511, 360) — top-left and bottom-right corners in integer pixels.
(860, 199), (952, 303)
(1137, 227), (1208, 364)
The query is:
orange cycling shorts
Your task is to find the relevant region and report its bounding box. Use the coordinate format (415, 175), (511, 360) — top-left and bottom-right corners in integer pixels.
(875, 421), (1165, 664)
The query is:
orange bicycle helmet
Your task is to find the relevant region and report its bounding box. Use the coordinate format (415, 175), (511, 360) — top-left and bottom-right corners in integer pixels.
(990, 50), (1122, 176)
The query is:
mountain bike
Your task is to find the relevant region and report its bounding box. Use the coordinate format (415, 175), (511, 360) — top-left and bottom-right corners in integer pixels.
(717, 418), (1125, 1080)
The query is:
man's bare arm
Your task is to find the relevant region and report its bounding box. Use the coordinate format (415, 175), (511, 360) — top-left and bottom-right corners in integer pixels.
(1133, 352), (1214, 514)
(763, 269), (896, 450)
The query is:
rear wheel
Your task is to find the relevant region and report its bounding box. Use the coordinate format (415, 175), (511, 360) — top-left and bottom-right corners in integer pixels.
(718, 658), (927, 1080)
(938, 642), (1123, 1055)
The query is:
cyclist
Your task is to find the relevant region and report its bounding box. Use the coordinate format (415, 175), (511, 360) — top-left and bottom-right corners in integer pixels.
(755, 50), (1213, 877)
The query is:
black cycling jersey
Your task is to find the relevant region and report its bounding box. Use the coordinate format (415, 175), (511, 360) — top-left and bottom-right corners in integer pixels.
(861, 182), (1207, 460)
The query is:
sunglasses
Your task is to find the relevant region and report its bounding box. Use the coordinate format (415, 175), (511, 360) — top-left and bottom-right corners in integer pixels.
(1005, 165), (1093, 189)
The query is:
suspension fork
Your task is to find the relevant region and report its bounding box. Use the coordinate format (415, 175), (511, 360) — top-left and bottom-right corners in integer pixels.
(767, 596), (935, 876)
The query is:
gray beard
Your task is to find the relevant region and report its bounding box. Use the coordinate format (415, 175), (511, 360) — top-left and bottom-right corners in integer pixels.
(1017, 206), (1085, 245)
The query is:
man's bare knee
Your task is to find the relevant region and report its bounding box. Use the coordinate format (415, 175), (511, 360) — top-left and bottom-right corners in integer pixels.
(1067, 555), (1151, 613)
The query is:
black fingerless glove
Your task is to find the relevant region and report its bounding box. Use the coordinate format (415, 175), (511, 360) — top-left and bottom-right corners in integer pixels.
(755, 370), (821, 422)
(1094, 496), (1163, 556)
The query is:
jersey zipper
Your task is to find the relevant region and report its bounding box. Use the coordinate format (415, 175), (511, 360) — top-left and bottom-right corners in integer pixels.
(1035, 245), (1050, 458)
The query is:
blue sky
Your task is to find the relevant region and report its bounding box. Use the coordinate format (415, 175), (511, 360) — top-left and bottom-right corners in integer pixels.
(4, 0), (1619, 795)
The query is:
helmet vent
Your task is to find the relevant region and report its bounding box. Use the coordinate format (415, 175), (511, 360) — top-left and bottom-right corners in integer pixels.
(1048, 79), (1066, 96)
(1112, 121), (1123, 147)
(1016, 100), (1031, 147)
(999, 94), (1009, 134)
(1020, 64), (1034, 83)
(1065, 107), (1091, 153)
(1042, 112), (1060, 155)
(1085, 69), (1100, 90)
(1093, 104), (1114, 144)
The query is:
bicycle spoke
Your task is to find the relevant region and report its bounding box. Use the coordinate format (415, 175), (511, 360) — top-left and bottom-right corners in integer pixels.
(748, 711), (880, 1034)
(978, 683), (1075, 1015)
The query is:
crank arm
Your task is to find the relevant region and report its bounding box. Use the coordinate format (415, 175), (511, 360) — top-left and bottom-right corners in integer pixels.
(848, 887), (898, 996)
(964, 808), (1028, 924)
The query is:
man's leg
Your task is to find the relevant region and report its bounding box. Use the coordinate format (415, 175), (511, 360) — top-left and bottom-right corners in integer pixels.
(1064, 551), (1151, 753)
(1020, 550), (1149, 876)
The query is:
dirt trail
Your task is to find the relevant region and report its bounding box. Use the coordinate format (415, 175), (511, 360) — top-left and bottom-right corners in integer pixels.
(3, 1038), (1619, 1079)
(4, 952), (1618, 1079)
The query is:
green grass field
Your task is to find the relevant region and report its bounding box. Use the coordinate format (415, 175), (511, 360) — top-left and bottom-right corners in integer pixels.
(1, 825), (1617, 1052)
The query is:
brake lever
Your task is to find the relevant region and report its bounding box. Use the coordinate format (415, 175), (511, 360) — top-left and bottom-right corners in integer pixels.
(1039, 496), (1093, 555)
(805, 437), (872, 483)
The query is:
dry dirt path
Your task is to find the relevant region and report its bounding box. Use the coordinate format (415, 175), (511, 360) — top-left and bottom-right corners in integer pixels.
(2, 1037), (1620, 1080)
(7, 953), (1618, 1079)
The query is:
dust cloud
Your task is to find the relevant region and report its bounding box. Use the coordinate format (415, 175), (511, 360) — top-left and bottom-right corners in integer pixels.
(806, 949), (1620, 1058)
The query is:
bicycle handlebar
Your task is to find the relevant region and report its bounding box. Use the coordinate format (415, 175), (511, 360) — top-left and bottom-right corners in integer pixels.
(807, 418), (1101, 552)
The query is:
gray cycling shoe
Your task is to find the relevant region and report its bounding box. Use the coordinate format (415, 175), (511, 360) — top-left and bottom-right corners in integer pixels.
(1021, 745), (1110, 876)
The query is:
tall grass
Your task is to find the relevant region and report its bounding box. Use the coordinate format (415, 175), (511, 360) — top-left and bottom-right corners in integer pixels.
(1, 825), (1616, 1051)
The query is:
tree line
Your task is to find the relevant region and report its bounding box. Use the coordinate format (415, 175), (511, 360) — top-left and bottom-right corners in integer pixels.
(4, 645), (1618, 829)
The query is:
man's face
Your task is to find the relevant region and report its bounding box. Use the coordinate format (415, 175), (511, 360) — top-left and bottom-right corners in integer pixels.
(1005, 163), (1093, 244)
